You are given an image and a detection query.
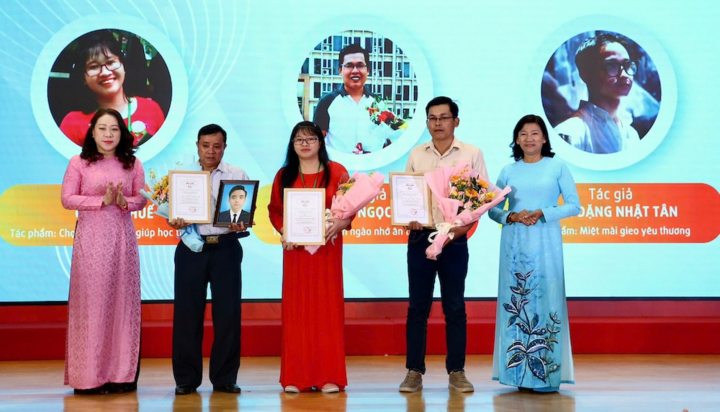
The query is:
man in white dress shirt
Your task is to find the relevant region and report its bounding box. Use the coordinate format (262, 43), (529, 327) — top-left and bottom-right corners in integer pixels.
(555, 33), (640, 154)
(167, 124), (250, 395)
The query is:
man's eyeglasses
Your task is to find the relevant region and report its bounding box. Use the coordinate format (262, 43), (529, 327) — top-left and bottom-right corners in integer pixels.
(342, 63), (367, 70)
(603, 59), (637, 77)
(293, 137), (319, 145)
(85, 59), (123, 76)
(426, 116), (455, 124)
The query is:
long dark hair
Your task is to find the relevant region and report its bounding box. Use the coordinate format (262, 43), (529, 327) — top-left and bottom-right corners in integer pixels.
(80, 108), (137, 169)
(511, 115), (555, 161)
(280, 121), (330, 189)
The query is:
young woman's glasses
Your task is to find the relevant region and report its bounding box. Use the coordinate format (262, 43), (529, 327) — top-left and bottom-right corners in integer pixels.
(603, 60), (637, 77)
(85, 59), (122, 76)
(293, 137), (319, 145)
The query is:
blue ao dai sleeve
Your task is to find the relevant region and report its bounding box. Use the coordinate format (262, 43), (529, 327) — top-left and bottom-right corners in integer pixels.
(488, 166), (510, 225)
(541, 162), (581, 223)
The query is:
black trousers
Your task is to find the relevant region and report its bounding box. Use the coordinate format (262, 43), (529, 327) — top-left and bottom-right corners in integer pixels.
(172, 240), (242, 387)
(406, 230), (469, 374)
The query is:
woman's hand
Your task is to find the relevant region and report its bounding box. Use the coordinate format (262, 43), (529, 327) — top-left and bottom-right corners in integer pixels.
(279, 228), (296, 251)
(167, 217), (191, 230)
(518, 209), (543, 226)
(102, 181), (114, 206)
(325, 217), (351, 241)
(115, 182), (128, 210)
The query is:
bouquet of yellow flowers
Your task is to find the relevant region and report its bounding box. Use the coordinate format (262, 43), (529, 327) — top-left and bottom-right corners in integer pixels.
(448, 172), (496, 214)
(424, 160), (511, 260)
(140, 167), (177, 218)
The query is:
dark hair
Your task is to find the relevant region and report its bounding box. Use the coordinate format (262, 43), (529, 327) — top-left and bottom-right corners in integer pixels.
(280, 121), (330, 189)
(339, 44), (370, 67)
(228, 185), (247, 198)
(510, 115), (555, 161)
(69, 30), (128, 114)
(425, 96), (459, 118)
(197, 124), (227, 143)
(575, 32), (633, 84)
(80, 108), (137, 169)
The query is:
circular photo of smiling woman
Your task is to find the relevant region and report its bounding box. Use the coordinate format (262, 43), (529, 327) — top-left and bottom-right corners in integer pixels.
(541, 30), (661, 155)
(47, 29), (171, 148)
(297, 29), (419, 156)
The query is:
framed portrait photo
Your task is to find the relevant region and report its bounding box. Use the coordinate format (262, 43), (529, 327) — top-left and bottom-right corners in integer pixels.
(213, 180), (260, 227)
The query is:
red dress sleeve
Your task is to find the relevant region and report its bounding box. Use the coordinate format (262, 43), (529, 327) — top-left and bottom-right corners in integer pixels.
(268, 168), (285, 233)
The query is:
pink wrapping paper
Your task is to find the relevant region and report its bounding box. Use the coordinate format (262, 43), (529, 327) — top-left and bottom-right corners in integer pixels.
(305, 171), (386, 254)
(424, 160), (511, 260)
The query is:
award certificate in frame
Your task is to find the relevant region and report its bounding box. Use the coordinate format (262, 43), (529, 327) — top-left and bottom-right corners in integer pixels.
(283, 188), (326, 245)
(389, 172), (433, 227)
(168, 170), (212, 223)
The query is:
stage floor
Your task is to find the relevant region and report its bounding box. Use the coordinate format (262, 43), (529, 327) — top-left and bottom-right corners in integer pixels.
(0, 355), (718, 411)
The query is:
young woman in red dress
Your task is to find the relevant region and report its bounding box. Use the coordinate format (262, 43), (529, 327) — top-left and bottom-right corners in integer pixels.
(268, 121), (353, 393)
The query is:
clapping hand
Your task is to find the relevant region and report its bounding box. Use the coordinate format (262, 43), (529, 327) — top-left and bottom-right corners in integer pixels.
(115, 181), (128, 210)
(102, 182), (114, 206)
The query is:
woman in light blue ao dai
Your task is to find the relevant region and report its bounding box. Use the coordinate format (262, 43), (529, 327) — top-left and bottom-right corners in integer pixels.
(488, 115), (581, 393)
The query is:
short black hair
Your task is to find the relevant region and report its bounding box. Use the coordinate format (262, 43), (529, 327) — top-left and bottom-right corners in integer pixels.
(575, 32), (633, 83)
(510, 115), (555, 161)
(339, 44), (370, 67)
(425, 96), (458, 118)
(197, 124), (227, 143)
(228, 185), (247, 198)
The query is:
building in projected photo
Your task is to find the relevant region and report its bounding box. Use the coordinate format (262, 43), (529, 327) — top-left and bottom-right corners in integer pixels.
(298, 30), (418, 122)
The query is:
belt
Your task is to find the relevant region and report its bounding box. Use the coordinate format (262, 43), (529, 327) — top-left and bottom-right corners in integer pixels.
(201, 231), (249, 244)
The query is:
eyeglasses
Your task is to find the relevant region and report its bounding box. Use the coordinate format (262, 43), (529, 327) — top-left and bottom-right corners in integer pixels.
(293, 137), (319, 145)
(426, 116), (455, 124)
(85, 59), (123, 76)
(603, 59), (637, 77)
(342, 63), (367, 70)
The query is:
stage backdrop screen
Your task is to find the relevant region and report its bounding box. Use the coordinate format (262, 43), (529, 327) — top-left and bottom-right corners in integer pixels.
(0, 0), (717, 302)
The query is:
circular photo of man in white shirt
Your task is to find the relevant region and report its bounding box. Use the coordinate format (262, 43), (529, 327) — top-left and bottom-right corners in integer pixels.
(298, 30), (419, 156)
(542, 30), (661, 155)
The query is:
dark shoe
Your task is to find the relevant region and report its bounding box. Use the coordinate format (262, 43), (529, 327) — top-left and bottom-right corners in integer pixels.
(175, 384), (197, 395)
(106, 382), (137, 394)
(518, 386), (535, 393)
(213, 383), (241, 393)
(73, 386), (107, 395)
